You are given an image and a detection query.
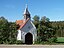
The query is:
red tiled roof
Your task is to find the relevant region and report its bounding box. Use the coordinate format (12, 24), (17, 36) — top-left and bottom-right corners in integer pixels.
(16, 18), (29, 30)
(16, 20), (24, 26)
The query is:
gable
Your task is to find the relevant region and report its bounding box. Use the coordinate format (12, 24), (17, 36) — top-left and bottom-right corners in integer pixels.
(18, 18), (29, 30)
(20, 20), (36, 32)
(16, 18), (29, 30)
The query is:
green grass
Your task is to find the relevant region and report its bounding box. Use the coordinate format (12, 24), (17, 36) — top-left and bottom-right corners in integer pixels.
(34, 37), (64, 45)
(56, 37), (64, 43)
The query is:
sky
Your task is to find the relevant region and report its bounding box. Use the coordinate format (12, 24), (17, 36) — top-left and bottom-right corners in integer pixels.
(0, 0), (64, 22)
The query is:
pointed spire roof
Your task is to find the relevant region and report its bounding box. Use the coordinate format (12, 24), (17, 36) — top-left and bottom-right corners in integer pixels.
(23, 4), (30, 15)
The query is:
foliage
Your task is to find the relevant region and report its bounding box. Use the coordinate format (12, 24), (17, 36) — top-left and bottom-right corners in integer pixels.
(48, 37), (57, 43)
(51, 21), (64, 37)
(0, 16), (17, 44)
(33, 15), (40, 28)
(33, 15), (40, 21)
(33, 15), (64, 44)
(0, 15), (64, 44)
(16, 40), (23, 44)
(33, 15), (57, 44)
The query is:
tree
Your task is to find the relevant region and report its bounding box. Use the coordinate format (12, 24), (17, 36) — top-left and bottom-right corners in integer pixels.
(8, 22), (17, 44)
(33, 15), (40, 28)
(0, 16), (9, 44)
(41, 16), (50, 22)
(33, 15), (57, 43)
(0, 16), (17, 44)
(33, 15), (39, 21)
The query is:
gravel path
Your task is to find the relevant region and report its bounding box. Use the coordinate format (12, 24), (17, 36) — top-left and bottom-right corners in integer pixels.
(0, 45), (64, 48)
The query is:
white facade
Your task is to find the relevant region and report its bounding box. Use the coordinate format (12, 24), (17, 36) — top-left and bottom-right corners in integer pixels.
(17, 20), (37, 44)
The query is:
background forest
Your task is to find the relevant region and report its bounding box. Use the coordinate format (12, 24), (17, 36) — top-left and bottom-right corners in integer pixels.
(0, 15), (64, 44)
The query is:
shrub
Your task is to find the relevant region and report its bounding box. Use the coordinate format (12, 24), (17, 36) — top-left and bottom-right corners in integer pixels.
(16, 40), (23, 44)
(48, 37), (57, 43)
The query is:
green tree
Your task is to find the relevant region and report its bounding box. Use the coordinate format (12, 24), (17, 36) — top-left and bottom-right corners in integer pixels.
(33, 15), (40, 28)
(34, 16), (56, 43)
(8, 22), (17, 44)
(0, 16), (17, 44)
(0, 16), (9, 44)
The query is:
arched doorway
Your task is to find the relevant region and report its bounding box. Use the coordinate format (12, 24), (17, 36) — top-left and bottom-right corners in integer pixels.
(25, 33), (33, 44)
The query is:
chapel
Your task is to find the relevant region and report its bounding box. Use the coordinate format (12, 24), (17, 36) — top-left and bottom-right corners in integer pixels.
(16, 5), (37, 44)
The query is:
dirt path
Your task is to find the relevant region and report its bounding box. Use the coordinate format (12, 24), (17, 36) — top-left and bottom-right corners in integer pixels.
(0, 45), (64, 48)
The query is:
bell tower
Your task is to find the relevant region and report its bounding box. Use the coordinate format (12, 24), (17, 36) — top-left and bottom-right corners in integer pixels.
(23, 5), (31, 20)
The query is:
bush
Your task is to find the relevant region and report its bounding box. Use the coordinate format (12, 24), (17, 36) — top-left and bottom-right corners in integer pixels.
(48, 37), (57, 43)
(34, 40), (41, 44)
(16, 40), (23, 44)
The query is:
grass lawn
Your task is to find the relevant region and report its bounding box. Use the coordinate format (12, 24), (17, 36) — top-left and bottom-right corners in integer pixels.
(56, 37), (64, 43)
(34, 37), (64, 45)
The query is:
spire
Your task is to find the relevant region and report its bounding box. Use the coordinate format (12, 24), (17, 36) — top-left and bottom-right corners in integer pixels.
(23, 4), (31, 20)
(23, 4), (30, 15)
